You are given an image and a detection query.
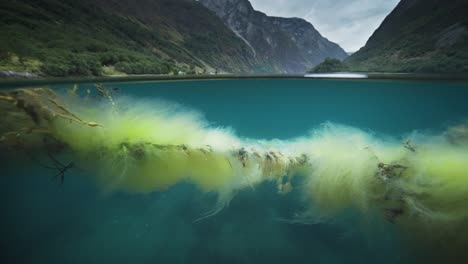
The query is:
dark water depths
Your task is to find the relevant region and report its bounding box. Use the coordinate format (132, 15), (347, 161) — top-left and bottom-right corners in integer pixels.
(1, 79), (468, 263)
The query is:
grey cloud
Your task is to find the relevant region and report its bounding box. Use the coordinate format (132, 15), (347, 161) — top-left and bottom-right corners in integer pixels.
(249, 0), (400, 51)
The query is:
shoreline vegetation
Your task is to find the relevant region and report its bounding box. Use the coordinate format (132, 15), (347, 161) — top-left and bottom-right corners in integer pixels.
(1, 72), (468, 89)
(0, 0), (262, 79)
(2, 0), (466, 81)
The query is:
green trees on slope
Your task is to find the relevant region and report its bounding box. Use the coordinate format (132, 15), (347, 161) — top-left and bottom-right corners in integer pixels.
(308, 58), (348, 73)
(0, 0), (257, 77)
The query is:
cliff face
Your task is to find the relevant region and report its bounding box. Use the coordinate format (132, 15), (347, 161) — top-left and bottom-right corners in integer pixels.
(346, 0), (468, 73)
(199, 0), (348, 73)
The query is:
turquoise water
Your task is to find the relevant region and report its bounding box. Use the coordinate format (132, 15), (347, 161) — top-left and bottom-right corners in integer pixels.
(104, 79), (468, 138)
(1, 78), (468, 263)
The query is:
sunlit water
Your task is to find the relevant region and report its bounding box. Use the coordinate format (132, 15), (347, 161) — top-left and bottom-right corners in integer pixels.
(304, 73), (368, 78)
(1, 78), (468, 264)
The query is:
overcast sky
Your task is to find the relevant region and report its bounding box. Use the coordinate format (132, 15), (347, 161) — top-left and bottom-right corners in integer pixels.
(249, 0), (400, 52)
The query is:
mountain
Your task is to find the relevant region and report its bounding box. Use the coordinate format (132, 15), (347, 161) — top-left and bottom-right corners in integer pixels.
(0, 0), (348, 76)
(0, 0), (258, 76)
(199, 0), (348, 73)
(345, 0), (468, 73)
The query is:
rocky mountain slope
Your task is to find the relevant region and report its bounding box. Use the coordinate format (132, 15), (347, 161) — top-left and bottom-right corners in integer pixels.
(345, 0), (468, 73)
(199, 0), (348, 73)
(0, 0), (349, 76)
(0, 0), (258, 76)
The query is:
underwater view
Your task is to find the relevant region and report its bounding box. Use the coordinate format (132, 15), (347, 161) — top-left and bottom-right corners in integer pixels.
(2, 0), (468, 263)
(1, 78), (468, 264)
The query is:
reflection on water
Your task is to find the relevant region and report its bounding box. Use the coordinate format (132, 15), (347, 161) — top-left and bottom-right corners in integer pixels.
(304, 73), (368, 78)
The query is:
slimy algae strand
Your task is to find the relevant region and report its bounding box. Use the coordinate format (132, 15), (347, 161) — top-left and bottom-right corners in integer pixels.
(2, 85), (468, 247)
(0, 86), (306, 197)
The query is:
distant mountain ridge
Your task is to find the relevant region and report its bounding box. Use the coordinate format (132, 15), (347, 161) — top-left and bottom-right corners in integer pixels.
(345, 0), (468, 73)
(199, 0), (348, 73)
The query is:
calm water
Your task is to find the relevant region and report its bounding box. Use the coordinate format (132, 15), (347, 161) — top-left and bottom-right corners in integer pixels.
(1, 78), (468, 264)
